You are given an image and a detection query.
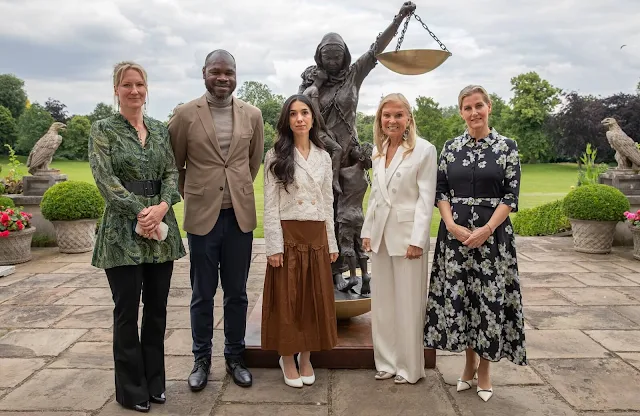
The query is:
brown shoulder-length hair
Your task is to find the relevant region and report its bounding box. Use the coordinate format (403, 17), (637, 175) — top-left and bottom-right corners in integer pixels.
(373, 93), (417, 159)
(268, 94), (325, 191)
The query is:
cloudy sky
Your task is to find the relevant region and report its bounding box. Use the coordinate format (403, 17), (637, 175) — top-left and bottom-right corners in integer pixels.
(1, 0), (639, 121)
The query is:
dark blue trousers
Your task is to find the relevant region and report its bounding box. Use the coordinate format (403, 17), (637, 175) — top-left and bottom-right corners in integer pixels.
(187, 208), (253, 361)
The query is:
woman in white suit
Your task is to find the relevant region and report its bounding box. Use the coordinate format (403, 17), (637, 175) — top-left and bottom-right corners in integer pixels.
(361, 93), (437, 384)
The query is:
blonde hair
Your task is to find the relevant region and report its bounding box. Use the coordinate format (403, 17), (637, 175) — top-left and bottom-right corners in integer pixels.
(113, 61), (148, 107)
(458, 84), (491, 110)
(373, 93), (417, 159)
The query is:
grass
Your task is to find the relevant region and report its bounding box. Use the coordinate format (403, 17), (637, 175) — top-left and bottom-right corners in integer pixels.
(1, 157), (579, 238)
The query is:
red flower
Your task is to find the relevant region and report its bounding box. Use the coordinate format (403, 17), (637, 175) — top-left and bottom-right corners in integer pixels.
(16, 221), (23, 230)
(0, 230), (9, 237)
(0, 213), (8, 224)
(6, 209), (14, 215)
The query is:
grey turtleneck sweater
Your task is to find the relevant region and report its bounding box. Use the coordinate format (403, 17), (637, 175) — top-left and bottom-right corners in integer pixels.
(205, 91), (234, 209)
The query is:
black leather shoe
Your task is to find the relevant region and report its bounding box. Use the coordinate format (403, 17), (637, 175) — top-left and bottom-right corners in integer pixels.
(149, 392), (165, 404)
(188, 357), (211, 391)
(226, 357), (252, 387)
(132, 401), (150, 412)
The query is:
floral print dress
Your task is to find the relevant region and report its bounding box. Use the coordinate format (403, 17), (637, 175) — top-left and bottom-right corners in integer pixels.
(423, 129), (527, 365)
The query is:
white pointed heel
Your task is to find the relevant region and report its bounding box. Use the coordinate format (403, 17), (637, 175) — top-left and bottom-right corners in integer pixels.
(279, 356), (303, 388)
(477, 386), (493, 402)
(295, 354), (315, 385)
(374, 371), (394, 380)
(456, 378), (474, 392)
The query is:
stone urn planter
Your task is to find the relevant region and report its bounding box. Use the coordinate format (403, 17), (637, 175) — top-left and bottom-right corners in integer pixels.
(629, 225), (640, 260)
(40, 181), (105, 254)
(569, 219), (618, 254)
(0, 226), (36, 265)
(52, 219), (98, 253)
(563, 184), (630, 255)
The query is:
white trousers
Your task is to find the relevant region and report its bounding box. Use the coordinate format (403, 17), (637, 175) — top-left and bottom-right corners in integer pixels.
(371, 240), (429, 384)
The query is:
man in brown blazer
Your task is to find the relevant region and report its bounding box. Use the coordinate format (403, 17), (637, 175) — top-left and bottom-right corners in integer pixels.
(168, 49), (264, 391)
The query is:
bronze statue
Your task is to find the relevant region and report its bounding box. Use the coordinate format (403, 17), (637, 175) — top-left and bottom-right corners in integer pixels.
(336, 142), (373, 295)
(300, 1), (417, 292)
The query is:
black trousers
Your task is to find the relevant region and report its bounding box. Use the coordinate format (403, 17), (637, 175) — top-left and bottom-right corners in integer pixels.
(105, 261), (173, 407)
(188, 208), (253, 361)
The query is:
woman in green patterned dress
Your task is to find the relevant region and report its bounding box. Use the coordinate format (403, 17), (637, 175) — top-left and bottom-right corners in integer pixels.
(89, 61), (186, 413)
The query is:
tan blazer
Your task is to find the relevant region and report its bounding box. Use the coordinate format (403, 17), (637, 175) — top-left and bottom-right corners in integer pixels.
(168, 95), (264, 235)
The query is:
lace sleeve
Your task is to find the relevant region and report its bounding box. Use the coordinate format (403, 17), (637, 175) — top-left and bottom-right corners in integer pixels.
(263, 150), (284, 257)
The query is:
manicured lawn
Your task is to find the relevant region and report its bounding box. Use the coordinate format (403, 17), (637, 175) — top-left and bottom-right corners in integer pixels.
(1, 158), (579, 238)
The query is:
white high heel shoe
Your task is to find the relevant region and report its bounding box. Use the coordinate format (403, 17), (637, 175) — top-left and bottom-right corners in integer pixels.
(279, 356), (303, 388)
(456, 372), (478, 392)
(295, 354), (315, 385)
(477, 386), (494, 402)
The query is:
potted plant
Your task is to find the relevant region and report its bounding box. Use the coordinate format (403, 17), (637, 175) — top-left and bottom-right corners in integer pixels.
(0, 207), (35, 265)
(624, 210), (640, 260)
(563, 184), (629, 254)
(40, 181), (105, 253)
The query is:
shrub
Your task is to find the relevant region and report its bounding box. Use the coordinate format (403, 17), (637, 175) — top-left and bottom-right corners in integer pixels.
(41, 181), (105, 221)
(513, 199), (571, 236)
(0, 196), (15, 209)
(563, 184), (629, 222)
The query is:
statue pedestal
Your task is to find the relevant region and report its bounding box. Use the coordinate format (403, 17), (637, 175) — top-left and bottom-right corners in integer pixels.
(243, 295), (436, 369)
(599, 169), (640, 246)
(22, 173), (68, 197)
(7, 174), (68, 241)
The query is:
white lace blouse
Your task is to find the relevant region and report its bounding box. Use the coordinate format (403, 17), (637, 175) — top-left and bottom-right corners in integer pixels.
(263, 143), (339, 257)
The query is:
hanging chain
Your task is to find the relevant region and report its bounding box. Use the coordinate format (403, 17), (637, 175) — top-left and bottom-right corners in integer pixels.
(395, 12), (412, 51)
(394, 13), (450, 53)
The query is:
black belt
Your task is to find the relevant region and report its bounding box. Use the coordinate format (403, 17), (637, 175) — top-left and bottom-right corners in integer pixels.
(122, 180), (161, 197)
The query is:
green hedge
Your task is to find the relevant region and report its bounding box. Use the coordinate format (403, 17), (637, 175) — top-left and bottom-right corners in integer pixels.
(563, 184), (629, 222)
(41, 181), (105, 221)
(0, 196), (15, 209)
(513, 199), (571, 236)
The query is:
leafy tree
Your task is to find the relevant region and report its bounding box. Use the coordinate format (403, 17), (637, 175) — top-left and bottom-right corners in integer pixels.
(356, 112), (374, 143)
(0, 105), (18, 151)
(237, 81), (285, 127)
(44, 98), (69, 123)
(0, 74), (28, 119)
(59, 115), (92, 160)
(15, 103), (54, 155)
(263, 122), (276, 161)
(506, 71), (561, 163)
(488, 93), (511, 133)
(88, 102), (115, 123)
(413, 97), (465, 153)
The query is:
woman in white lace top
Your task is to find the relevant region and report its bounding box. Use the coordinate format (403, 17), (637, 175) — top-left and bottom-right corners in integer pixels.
(261, 94), (339, 389)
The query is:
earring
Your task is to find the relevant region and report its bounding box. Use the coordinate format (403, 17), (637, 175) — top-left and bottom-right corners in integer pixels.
(402, 128), (409, 141)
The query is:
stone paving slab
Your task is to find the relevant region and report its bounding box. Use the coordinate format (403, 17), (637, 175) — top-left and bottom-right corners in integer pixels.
(331, 370), (456, 416)
(532, 358), (640, 411)
(0, 236), (638, 414)
(449, 385), (579, 415)
(0, 328), (87, 357)
(97, 381), (222, 416)
(524, 330), (610, 359)
(0, 368), (114, 411)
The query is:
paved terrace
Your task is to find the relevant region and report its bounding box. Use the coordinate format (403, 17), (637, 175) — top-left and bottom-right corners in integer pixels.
(0, 236), (640, 415)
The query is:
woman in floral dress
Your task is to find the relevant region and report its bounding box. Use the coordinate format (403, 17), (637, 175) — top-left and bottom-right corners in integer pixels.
(423, 85), (527, 402)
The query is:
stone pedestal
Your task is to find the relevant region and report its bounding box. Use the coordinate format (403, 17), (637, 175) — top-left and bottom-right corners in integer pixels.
(22, 173), (68, 196)
(599, 169), (640, 246)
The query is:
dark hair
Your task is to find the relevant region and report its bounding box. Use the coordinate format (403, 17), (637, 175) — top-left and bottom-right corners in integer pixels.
(268, 94), (325, 191)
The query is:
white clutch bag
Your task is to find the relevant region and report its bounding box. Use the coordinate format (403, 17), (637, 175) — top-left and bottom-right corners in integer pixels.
(135, 221), (168, 241)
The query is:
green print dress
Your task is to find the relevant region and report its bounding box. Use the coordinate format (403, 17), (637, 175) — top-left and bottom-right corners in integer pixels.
(89, 113), (186, 270)
(423, 129), (527, 366)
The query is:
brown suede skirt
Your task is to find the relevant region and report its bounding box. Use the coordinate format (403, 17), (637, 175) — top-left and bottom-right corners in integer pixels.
(261, 220), (337, 356)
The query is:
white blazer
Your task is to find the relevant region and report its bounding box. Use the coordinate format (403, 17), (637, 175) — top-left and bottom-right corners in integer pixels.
(361, 137), (437, 256)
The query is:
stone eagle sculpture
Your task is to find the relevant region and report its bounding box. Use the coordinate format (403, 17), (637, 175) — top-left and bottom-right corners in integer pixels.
(26, 121), (65, 175)
(601, 117), (640, 170)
